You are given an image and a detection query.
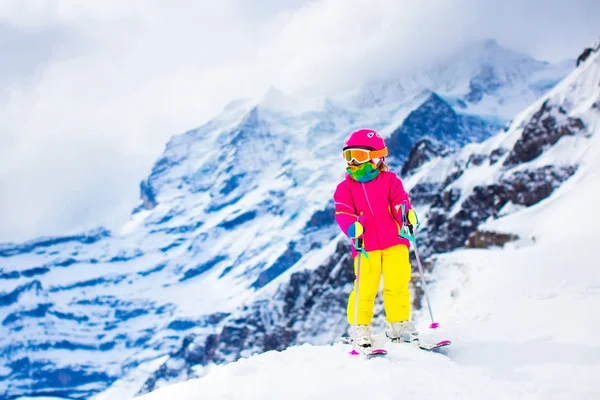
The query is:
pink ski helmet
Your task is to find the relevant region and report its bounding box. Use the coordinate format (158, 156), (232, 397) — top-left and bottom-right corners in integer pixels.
(342, 128), (387, 151)
(342, 128), (388, 164)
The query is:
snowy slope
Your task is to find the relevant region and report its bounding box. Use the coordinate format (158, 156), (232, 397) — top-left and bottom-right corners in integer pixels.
(133, 48), (600, 400)
(0, 40), (576, 399)
(135, 343), (534, 400)
(420, 77), (600, 399)
(129, 46), (598, 399)
(132, 148), (600, 399)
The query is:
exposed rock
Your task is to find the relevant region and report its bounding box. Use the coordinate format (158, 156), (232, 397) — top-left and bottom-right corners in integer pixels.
(442, 165), (465, 188)
(303, 207), (336, 233)
(410, 274), (425, 311)
(466, 64), (503, 103)
(0, 228), (111, 258)
(387, 93), (499, 162)
(502, 166), (578, 206)
(251, 242), (303, 289)
(503, 100), (586, 167)
(467, 153), (487, 167)
(577, 47), (595, 67)
(489, 148), (507, 165)
(408, 182), (444, 205)
(431, 187), (462, 211)
(401, 138), (448, 176)
(140, 180), (158, 210)
(421, 165), (578, 256)
(465, 230), (519, 249)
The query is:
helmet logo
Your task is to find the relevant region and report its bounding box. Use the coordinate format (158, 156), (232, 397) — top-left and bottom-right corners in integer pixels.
(367, 132), (374, 138)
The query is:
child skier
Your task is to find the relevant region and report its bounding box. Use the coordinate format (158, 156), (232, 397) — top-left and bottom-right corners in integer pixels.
(333, 128), (419, 348)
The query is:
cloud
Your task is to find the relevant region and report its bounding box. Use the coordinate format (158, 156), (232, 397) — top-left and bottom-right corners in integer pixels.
(0, 0), (597, 242)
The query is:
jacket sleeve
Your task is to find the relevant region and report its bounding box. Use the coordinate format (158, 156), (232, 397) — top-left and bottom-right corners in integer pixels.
(389, 173), (412, 224)
(333, 182), (359, 236)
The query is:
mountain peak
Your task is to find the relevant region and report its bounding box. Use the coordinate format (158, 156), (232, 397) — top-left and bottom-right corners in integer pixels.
(257, 87), (320, 114)
(457, 38), (534, 61)
(351, 38), (571, 115)
(258, 87), (295, 110)
(223, 98), (253, 113)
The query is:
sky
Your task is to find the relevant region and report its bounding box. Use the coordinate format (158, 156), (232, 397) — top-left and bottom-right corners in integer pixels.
(0, 0), (598, 242)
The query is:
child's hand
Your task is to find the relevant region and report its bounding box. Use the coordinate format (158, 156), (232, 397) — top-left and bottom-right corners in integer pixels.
(407, 209), (418, 227)
(347, 222), (364, 238)
(402, 209), (419, 236)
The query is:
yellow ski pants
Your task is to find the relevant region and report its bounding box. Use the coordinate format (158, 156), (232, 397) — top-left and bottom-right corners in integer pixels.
(347, 244), (412, 325)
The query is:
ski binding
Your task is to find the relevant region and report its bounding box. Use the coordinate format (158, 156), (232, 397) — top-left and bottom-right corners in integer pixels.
(340, 337), (388, 358)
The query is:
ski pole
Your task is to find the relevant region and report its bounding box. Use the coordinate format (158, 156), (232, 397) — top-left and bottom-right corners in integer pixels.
(411, 229), (439, 329)
(399, 204), (439, 329)
(351, 237), (363, 355)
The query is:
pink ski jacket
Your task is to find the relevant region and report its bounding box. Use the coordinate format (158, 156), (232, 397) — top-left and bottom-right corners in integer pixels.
(333, 170), (412, 258)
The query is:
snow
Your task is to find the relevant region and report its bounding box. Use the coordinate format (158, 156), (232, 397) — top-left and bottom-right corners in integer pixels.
(131, 51), (600, 400)
(90, 356), (169, 400)
(425, 216), (600, 398)
(0, 41), (586, 399)
(135, 343), (529, 400)
(132, 121), (600, 400)
(14, 398), (74, 400)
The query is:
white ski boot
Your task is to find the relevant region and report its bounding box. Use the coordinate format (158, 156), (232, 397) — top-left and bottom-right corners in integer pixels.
(350, 325), (372, 348)
(385, 320), (419, 343)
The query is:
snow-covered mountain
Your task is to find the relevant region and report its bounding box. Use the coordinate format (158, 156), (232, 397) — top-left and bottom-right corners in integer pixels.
(132, 155), (600, 400)
(133, 43), (600, 400)
(0, 39), (581, 399)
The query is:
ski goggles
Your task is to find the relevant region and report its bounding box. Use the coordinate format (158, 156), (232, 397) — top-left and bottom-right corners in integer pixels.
(342, 147), (388, 163)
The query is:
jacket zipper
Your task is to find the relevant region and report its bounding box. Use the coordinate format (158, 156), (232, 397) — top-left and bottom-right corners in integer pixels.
(361, 183), (375, 215)
(361, 182), (382, 250)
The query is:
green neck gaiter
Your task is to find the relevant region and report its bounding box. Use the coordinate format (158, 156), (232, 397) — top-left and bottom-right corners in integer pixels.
(346, 162), (381, 182)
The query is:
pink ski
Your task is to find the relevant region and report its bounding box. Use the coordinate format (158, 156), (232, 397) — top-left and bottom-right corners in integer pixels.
(350, 347), (388, 358)
(389, 337), (451, 352)
(417, 339), (451, 351)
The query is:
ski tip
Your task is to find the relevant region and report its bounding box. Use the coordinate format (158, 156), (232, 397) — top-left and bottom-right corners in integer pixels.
(366, 349), (388, 359)
(349, 349), (360, 356)
(416, 339), (452, 352)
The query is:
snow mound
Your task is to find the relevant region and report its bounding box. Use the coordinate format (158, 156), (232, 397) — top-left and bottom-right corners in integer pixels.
(134, 342), (528, 400)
